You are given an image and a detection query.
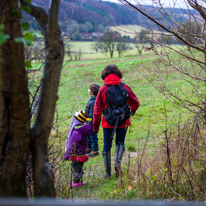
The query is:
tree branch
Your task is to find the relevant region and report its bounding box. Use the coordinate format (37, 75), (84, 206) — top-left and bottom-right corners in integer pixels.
(150, 36), (206, 65)
(21, 0), (64, 197)
(187, 0), (206, 21)
(47, 0), (60, 35)
(119, 0), (205, 52)
(20, 0), (48, 36)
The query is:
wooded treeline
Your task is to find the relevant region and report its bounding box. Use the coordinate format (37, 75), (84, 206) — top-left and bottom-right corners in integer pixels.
(25, 0), (190, 32)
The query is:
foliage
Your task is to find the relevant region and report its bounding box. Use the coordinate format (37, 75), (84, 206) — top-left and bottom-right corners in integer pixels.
(15, 31), (34, 46)
(0, 25), (10, 45)
(79, 22), (94, 33)
(63, 20), (106, 39)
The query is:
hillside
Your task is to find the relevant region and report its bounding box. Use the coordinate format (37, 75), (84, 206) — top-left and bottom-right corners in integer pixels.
(31, 0), (140, 28)
(28, 0), (188, 31)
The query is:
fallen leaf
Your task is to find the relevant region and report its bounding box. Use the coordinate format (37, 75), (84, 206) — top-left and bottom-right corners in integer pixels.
(145, 168), (151, 174)
(128, 185), (133, 190)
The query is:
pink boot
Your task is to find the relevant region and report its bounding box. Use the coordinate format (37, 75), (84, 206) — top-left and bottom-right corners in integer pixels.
(71, 181), (83, 187)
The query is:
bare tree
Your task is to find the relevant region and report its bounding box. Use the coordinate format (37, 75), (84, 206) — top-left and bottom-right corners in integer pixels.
(65, 42), (73, 61)
(0, 0), (64, 197)
(134, 44), (143, 56)
(116, 37), (130, 57)
(139, 29), (150, 44)
(91, 42), (99, 53)
(97, 31), (119, 58)
(119, 0), (206, 114)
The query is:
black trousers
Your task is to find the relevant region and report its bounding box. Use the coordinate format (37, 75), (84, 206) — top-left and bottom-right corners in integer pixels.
(71, 161), (84, 183)
(103, 128), (127, 151)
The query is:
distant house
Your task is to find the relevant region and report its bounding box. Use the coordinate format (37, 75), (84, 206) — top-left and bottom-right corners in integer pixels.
(92, 32), (103, 38)
(66, 36), (71, 41)
(114, 32), (120, 37)
(81, 33), (92, 39)
(61, 31), (68, 37)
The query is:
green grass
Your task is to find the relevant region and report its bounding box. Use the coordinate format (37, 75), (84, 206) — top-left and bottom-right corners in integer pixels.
(64, 41), (139, 60)
(56, 51), (197, 142)
(44, 48), (205, 200)
(56, 52), (192, 136)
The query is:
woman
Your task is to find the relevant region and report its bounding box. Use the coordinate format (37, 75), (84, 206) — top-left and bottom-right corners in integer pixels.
(93, 64), (140, 178)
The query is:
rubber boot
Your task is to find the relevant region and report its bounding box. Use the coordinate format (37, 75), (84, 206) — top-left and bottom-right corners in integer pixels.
(102, 151), (111, 178)
(114, 144), (125, 177)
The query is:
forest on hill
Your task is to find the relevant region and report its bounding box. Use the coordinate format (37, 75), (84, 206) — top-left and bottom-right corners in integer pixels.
(28, 0), (189, 32)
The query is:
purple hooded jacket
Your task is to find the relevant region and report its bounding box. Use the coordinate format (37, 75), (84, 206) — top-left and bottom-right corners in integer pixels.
(64, 124), (92, 160)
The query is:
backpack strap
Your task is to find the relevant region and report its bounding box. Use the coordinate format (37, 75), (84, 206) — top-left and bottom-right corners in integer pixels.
(104, 82), (125, 87)
(120, 82), (125, 87)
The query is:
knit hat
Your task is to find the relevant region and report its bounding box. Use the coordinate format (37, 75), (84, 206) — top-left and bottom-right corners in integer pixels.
(74, 111), (92, 123)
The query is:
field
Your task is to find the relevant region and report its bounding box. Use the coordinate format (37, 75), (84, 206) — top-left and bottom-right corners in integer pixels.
(109, 24), (148, 38)
(64, 41), (138, 60)
(109, 24), (168, 38)
(29, 39), (206, 199)
(41, 42), (205, 199)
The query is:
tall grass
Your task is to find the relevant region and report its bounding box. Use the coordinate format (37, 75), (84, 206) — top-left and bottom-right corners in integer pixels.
(127, 113), (206, 200)
(48, 110), (206, 200)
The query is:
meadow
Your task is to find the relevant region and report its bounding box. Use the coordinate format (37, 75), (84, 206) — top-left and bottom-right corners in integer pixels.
(49, 43), (206, 199)
(109, 24), (147, 39)
(30, 41), (205, 200)
(64, 40), (138, 59)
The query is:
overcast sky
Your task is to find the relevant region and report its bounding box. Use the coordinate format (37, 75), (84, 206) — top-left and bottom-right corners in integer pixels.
(102, 0), (189, 9)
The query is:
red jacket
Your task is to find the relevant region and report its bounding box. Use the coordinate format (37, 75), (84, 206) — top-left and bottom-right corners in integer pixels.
(93, 74), (140, 132)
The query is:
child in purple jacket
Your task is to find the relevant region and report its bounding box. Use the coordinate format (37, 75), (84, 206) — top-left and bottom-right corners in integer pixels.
(64, 111), (92, 187)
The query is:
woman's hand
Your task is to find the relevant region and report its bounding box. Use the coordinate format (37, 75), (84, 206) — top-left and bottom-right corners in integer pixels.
(130, 111), (135, 116)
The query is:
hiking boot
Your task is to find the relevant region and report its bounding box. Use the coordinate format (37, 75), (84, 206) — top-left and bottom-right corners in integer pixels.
(102, 151), (111, 178)
(86, 148), (91, 154)
(88, 151), (99, 157)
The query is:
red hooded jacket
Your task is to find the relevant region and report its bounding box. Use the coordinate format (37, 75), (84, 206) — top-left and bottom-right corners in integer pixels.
(93, 74), (140, 132)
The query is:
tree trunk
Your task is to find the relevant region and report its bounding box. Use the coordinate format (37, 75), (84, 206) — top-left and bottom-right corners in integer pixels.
(0, 0), (30, 196)
(110, 48), (113, 58)
(0, 0), (64, 197)
(31, 0), (64, 197)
